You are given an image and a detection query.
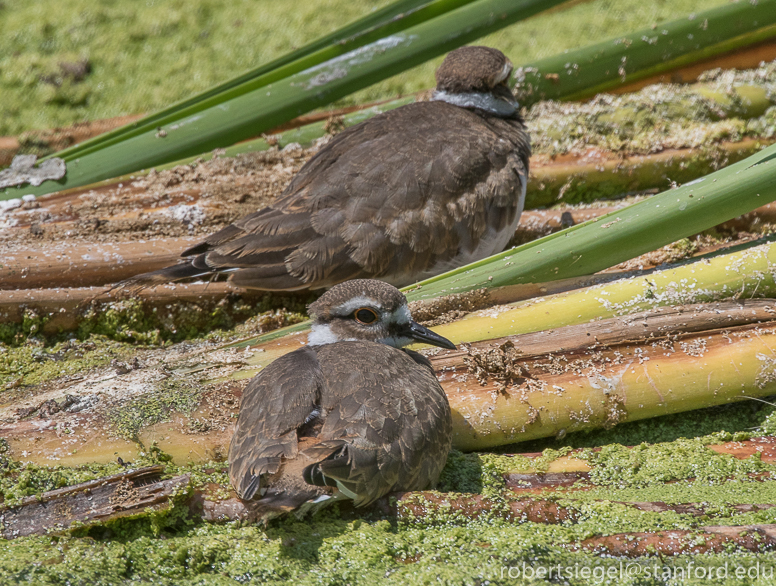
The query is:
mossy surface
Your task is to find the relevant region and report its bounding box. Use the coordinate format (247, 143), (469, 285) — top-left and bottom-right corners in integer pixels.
(1, 291), (309, 354)
(577, 437), (772, 488)
(1, 0), (727, 138)
(0, 472), (774, 585)
(74, 294), (309, 347)
(524, 66), (776, 206)
(0, 335), (132, 390)
(107, 378), (204, 442)
(1, 523), (775, 585)
(0, 308), (50, 346)
(2, 440), (776, 584)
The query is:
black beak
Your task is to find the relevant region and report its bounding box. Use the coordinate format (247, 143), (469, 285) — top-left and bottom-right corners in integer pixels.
(493, 83), (518, 105)
(402, 321), (456, 350)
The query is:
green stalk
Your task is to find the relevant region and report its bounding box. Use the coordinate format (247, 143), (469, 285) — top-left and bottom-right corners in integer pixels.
(447, 321), (776, 450)
(6, 1), (776, 202)
(405, 142), (776, 302)
(1, 0), (568, 200)
(428, 237), (776, 346)
(513, 0), (776, 106)
(153, 98), (417, 170)
(54, 0), (479, 164)
(35, 20), (774, 203)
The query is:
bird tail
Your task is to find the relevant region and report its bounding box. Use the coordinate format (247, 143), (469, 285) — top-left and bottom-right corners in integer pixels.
(112, 255), (219, 293)
(251, 490), (342, 522)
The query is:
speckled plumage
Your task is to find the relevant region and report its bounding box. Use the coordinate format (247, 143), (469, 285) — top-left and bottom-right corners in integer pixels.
(228, 280), (454, 519)
(126, 46), (530, 291)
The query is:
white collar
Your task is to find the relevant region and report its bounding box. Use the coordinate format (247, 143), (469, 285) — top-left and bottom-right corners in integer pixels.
(431, 90), (517, 117)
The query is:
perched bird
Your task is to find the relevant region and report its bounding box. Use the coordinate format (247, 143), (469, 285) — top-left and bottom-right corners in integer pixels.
(127, 45), (530, 291)
(228, 279), (454, 519)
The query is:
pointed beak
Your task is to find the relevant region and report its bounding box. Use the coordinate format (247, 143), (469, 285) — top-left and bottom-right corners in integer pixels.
(492, 83), (518, 105)
(401, 321), (456, 350)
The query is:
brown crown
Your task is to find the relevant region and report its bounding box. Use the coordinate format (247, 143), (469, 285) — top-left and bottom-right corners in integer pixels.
(435, 46), (512, 93)
(308, 279), (407, 320)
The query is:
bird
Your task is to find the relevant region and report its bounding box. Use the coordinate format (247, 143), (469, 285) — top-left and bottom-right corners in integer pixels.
(228, 279), (455, 520)
(125, 45), (531, 291)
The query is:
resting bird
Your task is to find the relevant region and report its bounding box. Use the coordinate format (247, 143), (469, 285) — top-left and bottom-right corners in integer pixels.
(126, 45), (531, 291)
(228, 279), (454, 519)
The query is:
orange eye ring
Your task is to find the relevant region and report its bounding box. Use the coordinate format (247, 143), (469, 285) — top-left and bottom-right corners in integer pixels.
(354, 308), (378, 325)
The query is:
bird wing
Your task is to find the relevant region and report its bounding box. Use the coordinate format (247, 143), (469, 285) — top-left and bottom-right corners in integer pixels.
(302, 342), (453, 506)
(179, 102), (529, 290)
(277, 102), (530, 283)
(228, 346), (327, 500)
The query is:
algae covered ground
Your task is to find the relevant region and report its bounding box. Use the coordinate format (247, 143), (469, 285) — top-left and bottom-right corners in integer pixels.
(0, 0), (729, 137)
(2, 408), (776, 584)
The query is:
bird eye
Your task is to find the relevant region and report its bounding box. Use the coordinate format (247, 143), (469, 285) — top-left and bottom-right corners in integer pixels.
(354, 308), (378, 325)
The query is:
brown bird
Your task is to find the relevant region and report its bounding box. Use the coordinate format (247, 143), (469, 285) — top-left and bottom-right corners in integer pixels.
(228, 279), (454, 519)
(126, 46), (530, 291)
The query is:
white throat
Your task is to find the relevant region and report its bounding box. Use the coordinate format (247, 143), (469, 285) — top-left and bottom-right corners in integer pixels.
(307, 324), (410, 348)
(308, 323), (350, 346)
(432, 90), (517, 117)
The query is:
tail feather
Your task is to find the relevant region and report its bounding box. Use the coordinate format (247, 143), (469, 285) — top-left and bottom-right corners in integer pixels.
(254, 488), (319, 513)
(115, 258), (215, 292)
(302, 444), (369, 503)
(180, 223), (246, 256)
(244, 489), (341, 523)
(229, 265), (308, 291)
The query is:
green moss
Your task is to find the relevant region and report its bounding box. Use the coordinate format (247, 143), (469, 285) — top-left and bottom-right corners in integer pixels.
(578, 437), (775, 488)
(0, 308), (49, 346)
(73, 291), (309, 347)
(77, 299), (164, 345)
(74, 296), (265, 345)
(0, 335), (132, 390)
(2, 511), (776, 584)
(528, 73), (776, 160)
(0, 289), (310, 351)
(108, 378), (204, 442)
(576, 476), (776, 507)
(0, 459), (124, 507)
(436, 451), (483, 494)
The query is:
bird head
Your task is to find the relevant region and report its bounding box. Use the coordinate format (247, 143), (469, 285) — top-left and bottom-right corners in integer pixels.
(432, 46), (517, 116)
(306, 279), (456, 349)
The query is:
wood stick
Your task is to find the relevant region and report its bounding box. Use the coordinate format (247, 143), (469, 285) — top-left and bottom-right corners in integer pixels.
(0, 237), (200, 291)
(577, 525), (776, 556)
(0, 466), (188, 539)
(0, 281), (271, 334)
(432, 307), (776, 450)
(3, 195), (774, 292)
(430, 299), (776, 368)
